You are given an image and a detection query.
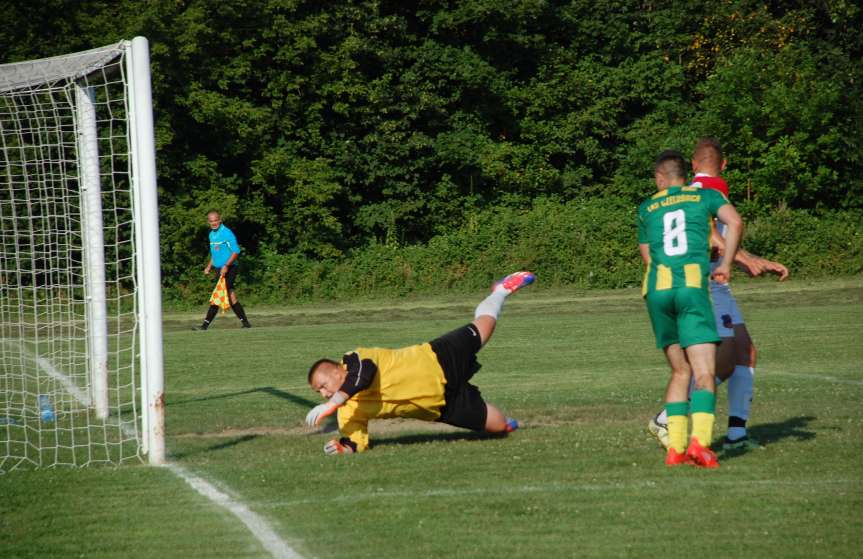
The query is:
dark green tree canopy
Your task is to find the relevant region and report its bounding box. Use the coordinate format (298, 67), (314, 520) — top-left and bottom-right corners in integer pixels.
(2, 0), (861, 288)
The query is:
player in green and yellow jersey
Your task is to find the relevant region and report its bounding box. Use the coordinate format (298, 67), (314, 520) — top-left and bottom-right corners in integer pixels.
(637, 150), (743, 468)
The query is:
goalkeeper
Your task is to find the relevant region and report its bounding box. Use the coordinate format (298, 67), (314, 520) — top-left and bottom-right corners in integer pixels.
(304, 271), (534, 455)
(194, 210), (252, 330)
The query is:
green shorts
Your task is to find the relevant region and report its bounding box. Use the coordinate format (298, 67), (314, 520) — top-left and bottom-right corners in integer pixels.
(645, 287), (719, 349)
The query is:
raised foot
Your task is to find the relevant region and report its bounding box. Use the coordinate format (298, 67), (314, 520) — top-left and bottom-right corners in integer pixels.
(494, 271), (536, 294)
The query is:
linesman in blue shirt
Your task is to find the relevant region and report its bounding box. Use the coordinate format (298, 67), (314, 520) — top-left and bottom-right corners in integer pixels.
(195, 210), (252, 330)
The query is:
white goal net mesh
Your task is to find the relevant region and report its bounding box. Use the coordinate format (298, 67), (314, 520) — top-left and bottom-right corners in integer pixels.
(0, 43), (142, 469)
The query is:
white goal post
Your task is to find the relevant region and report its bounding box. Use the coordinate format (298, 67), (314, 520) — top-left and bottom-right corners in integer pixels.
(0, 37), (164, 468)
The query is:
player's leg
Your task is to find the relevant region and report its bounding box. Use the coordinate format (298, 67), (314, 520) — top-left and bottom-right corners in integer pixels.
(724, 322), (759, 449)
(484, 402), (518, 433)
(644, 291), (680, 451)
(710, 280), (738, 384)
(224, 265), (251, 328)
(434, 273), (534, 436)
(472, 271), (535, 345)
(228, 289), (251, 328)
(715, 337), (737, 382)
(195, 305), (219, 330)
(436, 380), (519, 435)
(195, 273), (223, 331)
(678, 288), (721, 468)
(661, 343), (692, 465)
(650, 335), (733, 447)
(683, 342), (719, 468)
(715, 285), (758, 448)
(432, 328), (517, 435)
(471, 315), (496, 347)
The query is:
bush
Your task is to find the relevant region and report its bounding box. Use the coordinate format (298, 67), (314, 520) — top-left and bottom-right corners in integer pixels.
(165, 200), (863, 305)
(743, 208), (863, 277)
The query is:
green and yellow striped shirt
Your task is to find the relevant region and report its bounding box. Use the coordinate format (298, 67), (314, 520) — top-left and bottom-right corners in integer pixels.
(637, 186), (728, 297)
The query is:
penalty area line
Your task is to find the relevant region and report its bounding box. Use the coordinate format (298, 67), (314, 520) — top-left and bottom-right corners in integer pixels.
(18, 342), (304, 559)
(164, 463), (304, 559)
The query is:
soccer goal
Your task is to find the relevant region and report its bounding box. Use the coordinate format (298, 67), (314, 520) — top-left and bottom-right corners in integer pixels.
(0, 37), (164, 469)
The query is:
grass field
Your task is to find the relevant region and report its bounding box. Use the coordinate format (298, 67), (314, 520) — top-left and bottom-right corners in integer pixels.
(2, 277), (862, 558)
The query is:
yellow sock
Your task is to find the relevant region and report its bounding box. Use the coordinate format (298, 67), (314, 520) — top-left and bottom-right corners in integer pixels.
(691, 412), (715, 447)
(689, 390), (717, 447)
(667, 415), (688, 453)
(665, 401), (689, 453)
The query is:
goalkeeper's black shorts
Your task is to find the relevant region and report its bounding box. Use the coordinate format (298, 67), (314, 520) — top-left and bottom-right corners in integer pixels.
(430, 323), (487, 431)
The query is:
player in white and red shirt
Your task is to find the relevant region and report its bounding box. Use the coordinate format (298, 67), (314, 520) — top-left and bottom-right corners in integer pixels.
(649, 138), (788, 450)
(691, 174), (728, 197)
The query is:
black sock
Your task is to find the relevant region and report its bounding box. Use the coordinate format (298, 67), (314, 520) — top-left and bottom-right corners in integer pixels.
(728, 415), (747, 429)
(231, 302), (248, 322)
(204, 305), (219, 324)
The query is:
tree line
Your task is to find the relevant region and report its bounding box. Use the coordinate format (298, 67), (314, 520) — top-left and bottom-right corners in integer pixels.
(2, 0), (861, 296)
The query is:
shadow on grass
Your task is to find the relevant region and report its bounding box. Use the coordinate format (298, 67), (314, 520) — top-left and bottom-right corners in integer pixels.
(170, 434), (260, 460)
(372, 430), (508, 448)
(748, 415), (817, 445)
(718, 415), (816, 459)
(170, 386), (318, 409)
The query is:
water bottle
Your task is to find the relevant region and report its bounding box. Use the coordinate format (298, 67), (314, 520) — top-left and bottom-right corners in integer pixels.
(38, 395), (55, 423)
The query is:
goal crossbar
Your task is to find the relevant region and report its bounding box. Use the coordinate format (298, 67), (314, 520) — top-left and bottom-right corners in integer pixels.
(0, 42), (126, 94)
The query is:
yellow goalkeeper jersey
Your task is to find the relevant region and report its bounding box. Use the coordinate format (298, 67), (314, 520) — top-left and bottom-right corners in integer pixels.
(337, 344), (447, 452)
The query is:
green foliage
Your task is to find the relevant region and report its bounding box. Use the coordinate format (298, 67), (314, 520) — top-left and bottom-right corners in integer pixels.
(689, 44), (862, 209)
(250, 197), (637, 301)
(744, 207), (863, 277)
(235, 200), (863, 303)
(2, 0), (862, 292)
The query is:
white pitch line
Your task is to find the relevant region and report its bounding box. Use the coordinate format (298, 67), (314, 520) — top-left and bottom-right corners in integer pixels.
(17, 341), (304, 559)
(261, 478), (863, 508)
(3, 340), (92, 405)
(164, 463), (304, 559)
(32, 355), (93, 405)
(768, 371), (863, 386)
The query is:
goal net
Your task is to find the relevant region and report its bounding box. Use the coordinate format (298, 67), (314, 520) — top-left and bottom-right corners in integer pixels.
(0, 37), (164, 470)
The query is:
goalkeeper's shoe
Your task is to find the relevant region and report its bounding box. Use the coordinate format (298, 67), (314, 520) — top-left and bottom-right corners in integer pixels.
(686, 437), (720, 469)
(722, 435), (762, 451)
(648, 415), (670, 449)
(494, 271), (535, 294)
(504, 418), (519, 433)
(664, 448), (691, 466)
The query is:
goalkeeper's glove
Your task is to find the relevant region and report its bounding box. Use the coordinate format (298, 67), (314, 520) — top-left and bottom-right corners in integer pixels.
(305, 392), (348, 427)
(324, 438), (356, 455)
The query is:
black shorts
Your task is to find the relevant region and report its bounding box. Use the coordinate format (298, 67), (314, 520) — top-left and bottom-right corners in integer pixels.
(215, 264), (239, 291)
(429, 323), (487, 431)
